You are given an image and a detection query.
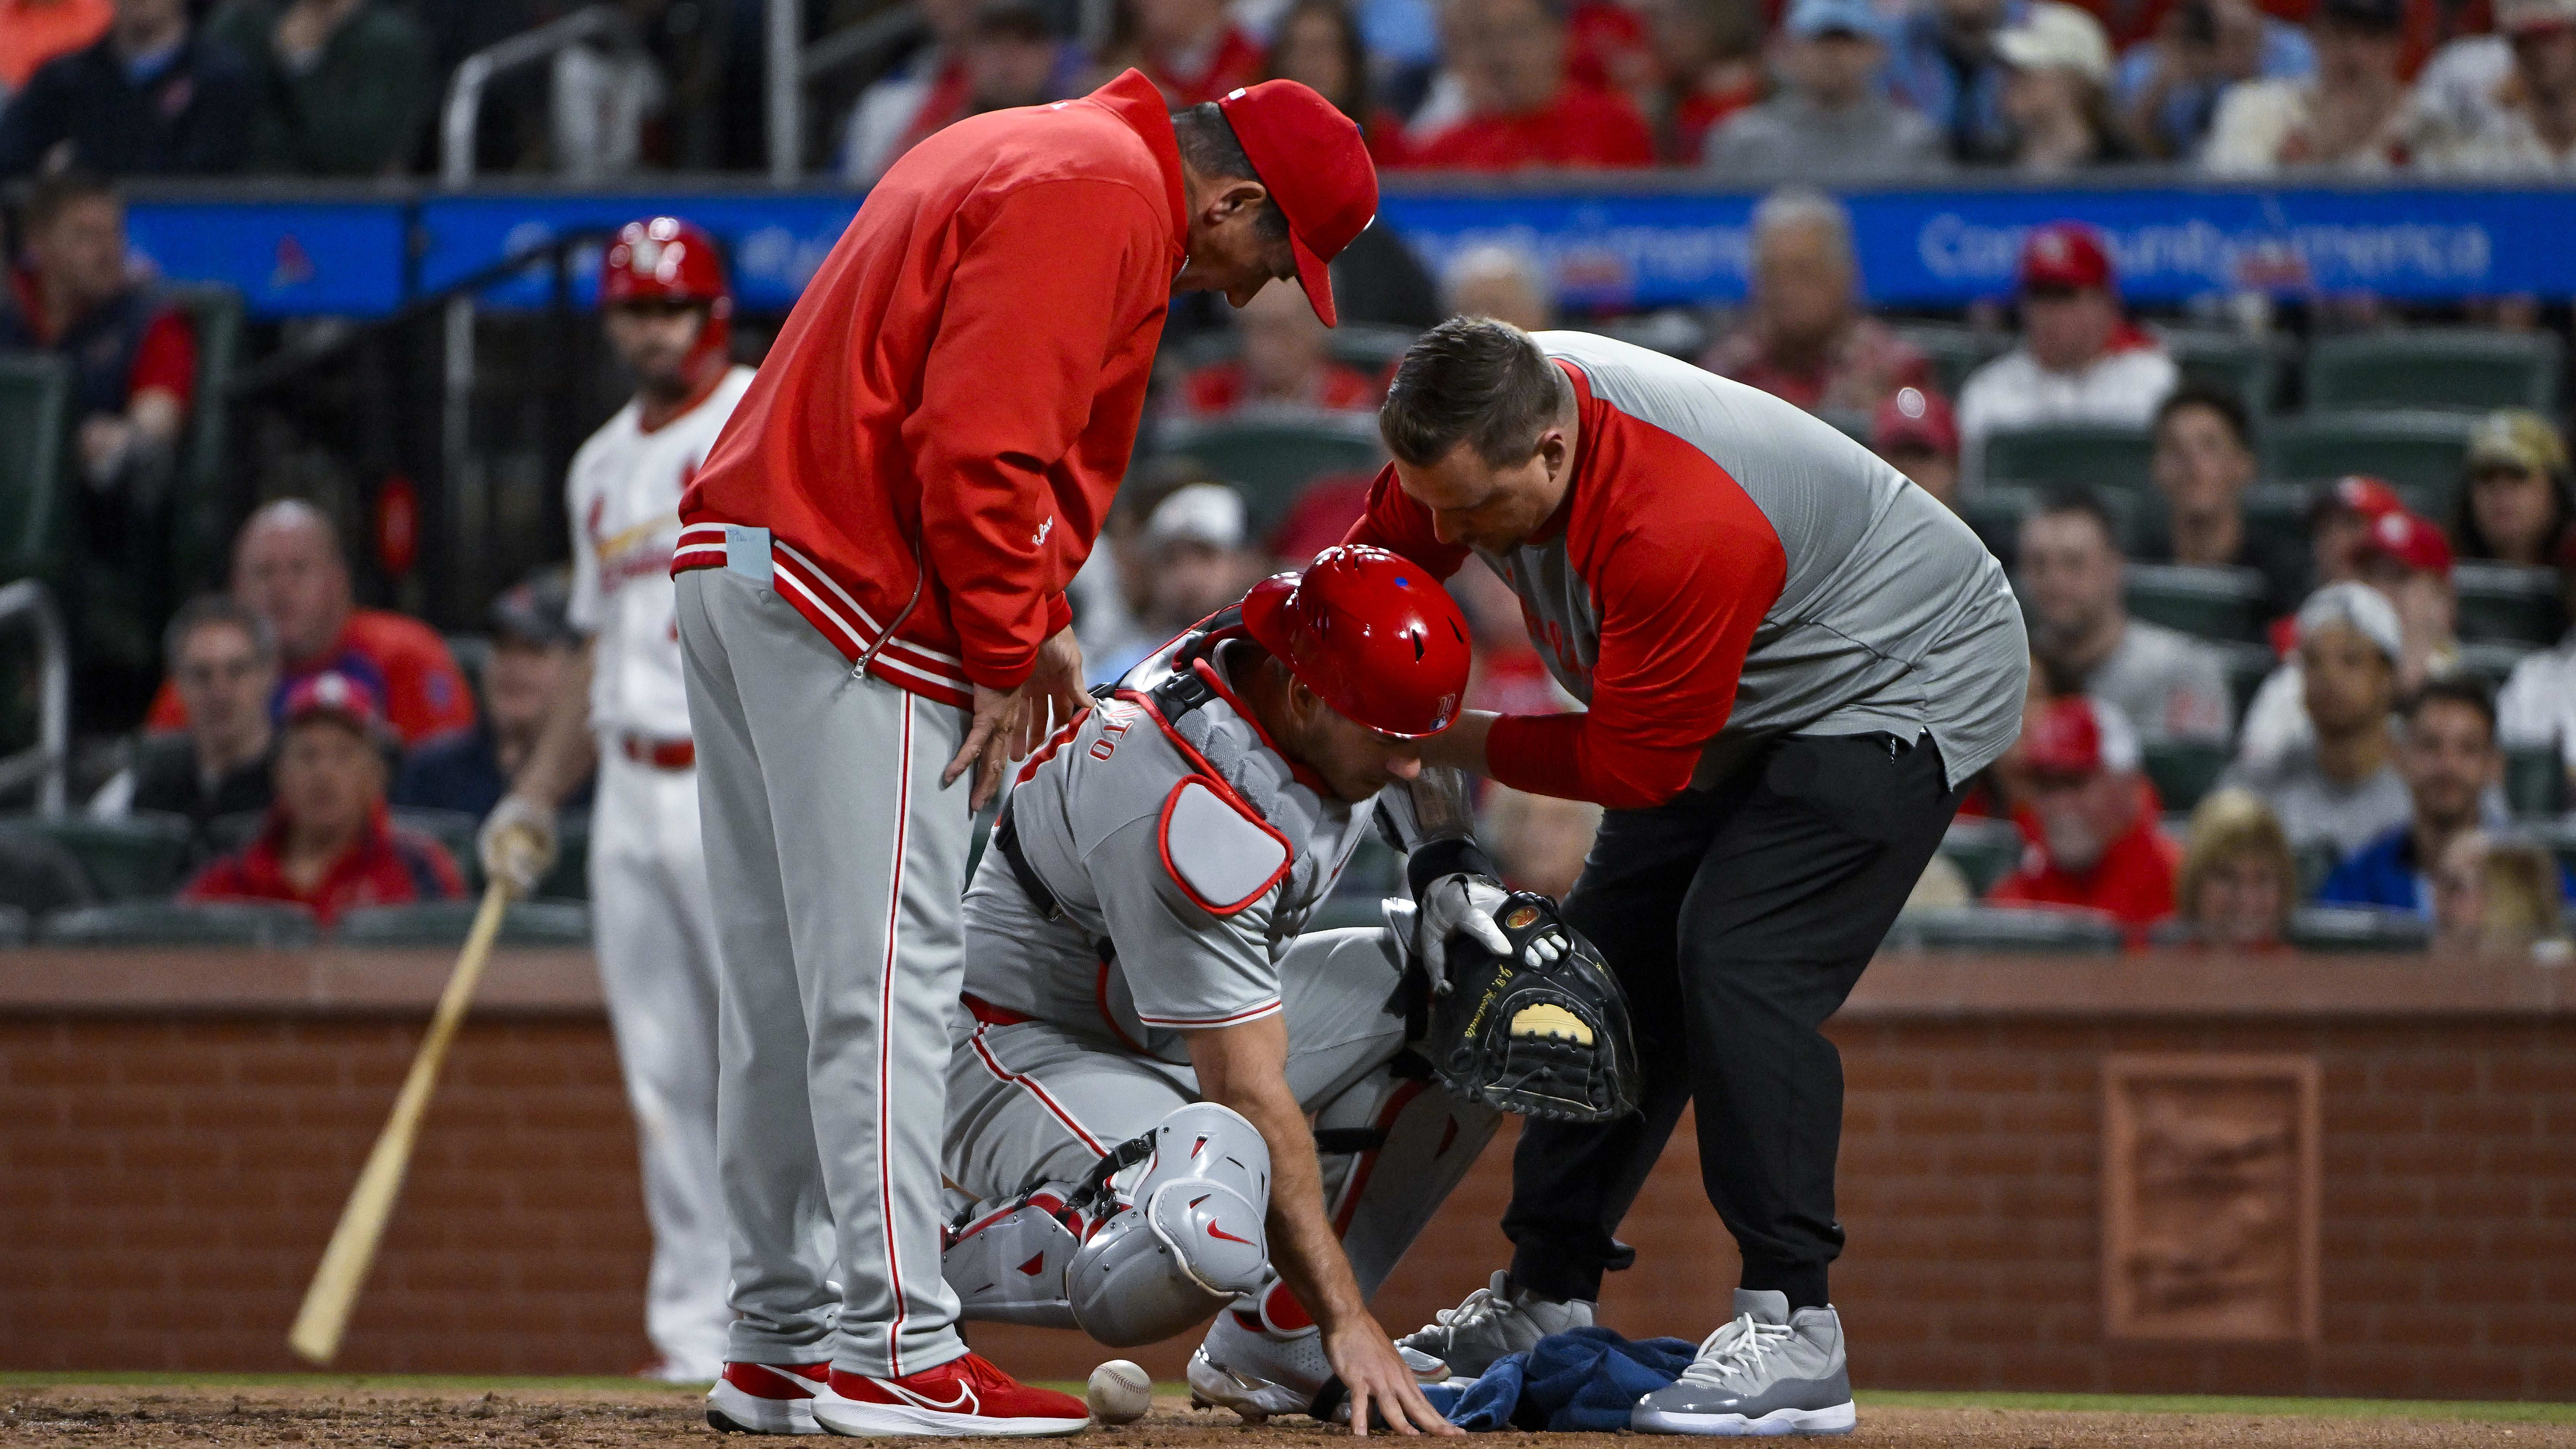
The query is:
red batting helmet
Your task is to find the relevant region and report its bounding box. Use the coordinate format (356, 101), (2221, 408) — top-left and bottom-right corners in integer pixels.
(1241, 545), (1471, 738)
(600, 216), (733, 367)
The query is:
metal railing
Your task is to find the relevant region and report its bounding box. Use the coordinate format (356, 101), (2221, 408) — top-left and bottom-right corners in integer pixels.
(439, 5), (637, 187)
(0, 581), (70, 817)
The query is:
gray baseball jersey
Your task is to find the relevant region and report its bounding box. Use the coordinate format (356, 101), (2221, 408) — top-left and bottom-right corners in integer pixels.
(962, 633), (1382, 1063)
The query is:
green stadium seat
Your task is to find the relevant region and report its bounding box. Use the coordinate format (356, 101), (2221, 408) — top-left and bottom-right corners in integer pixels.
(2262, 410), (2476, 506)
(2286, 904), (2432, 952)
(1159, 419), (1385, 535)
(335, 898), (592, 946)
(38, 899), (321, 946)
(2304, 329), (2563, 414)
(2219, 641), (2275, 722)
(1959, 485), (2029, 564)
(2505, 746), (2564, 818)
(2165, 329), (2287, 418)
(0, 353), (75, 584)
(534, 810), (590, 900)
(444, 633), (494, 715)
(2142, 741), (2231, 812)
(1325, 323), (1419, 373)
(2455, 642), (2536, 689)
(205, 810), (265, 853)
(2452, 563), (2563, 646)
(1885, 904), (2123, 954)
(1937, 816), (2027, 896)
(1891, 324), (2011, 399)
(2294, 841), (2343, 897)
(0, 812), (197, 899)
(164, 284), (243, 596)
(1982, 423), (2156, 493)
(0, 904), (26, 945)
(2123, 563), (2268, 643)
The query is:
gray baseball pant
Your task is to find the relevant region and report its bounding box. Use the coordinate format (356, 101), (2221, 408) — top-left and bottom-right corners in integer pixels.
(677, 561), (972, 1379)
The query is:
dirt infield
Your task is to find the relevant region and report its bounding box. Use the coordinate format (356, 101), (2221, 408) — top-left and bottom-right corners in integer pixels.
(4, 1384), (2575, 1448)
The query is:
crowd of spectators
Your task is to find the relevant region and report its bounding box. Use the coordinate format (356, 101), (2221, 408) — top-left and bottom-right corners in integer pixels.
(9, 0), (2574, 181)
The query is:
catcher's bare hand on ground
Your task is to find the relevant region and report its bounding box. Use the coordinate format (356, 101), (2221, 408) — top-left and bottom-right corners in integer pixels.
(946, 681), (1033, 810)
(1326, 1317), (1460, 1438)
(477, 794), (558, 898)
(1025, 624), (1088, 756)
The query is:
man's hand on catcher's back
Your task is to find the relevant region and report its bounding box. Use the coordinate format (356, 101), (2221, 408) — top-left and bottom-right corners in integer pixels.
(1026, 625), (1088, 757)
(946, 626), (1089, 810)
(478, 794), (558, 899)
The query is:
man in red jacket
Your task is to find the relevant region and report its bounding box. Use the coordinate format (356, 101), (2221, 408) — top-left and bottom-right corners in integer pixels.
(670, 73), (1381, 1437)
(1354, 319), (2027, 1436)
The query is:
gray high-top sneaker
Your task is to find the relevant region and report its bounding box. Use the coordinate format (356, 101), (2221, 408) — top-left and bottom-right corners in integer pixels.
(1395, 1270), (1596, 1378)
(1630, 1289), (1854, 1436)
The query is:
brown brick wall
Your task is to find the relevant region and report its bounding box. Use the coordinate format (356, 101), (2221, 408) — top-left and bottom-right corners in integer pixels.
(5, 965), (2571, 1397)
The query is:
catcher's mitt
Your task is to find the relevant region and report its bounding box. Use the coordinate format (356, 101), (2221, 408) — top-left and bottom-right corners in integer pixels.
(1417, 891), (1640, 1123)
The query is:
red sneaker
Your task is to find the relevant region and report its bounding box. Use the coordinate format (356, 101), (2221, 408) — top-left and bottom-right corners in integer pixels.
(810, 1351), (1089, 1437)
(706, 1361), (829, 1435)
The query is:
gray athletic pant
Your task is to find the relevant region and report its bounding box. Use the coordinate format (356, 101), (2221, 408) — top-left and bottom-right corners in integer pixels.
(677, 564), (972, 1379)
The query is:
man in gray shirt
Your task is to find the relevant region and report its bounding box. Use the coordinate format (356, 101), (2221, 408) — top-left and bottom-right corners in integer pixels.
(2018, 489), (2234, 746)
(1702, 0), (1948, 176)
(2222, 583), (2412, 863)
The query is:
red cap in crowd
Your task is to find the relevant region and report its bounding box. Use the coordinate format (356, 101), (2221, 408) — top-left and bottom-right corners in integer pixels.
(281, 671), (389, 739)
(1872, 385), (1959, 457)
(2023, 695), (2141, 779)
(2018, 222), (2115, 294)
(1242, 544), (1470, 738)
(2361, 510), (2455, 577)
(601, 216), (733, 368)
(1216, 81), (1378, 328)
(2319, 474), (2408, 523)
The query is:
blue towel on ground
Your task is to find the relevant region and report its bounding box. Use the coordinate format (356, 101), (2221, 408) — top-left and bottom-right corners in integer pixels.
(1444, 1326), (1700, 1431)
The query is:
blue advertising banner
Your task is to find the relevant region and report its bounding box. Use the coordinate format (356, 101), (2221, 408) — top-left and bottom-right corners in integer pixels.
(124, 201), (410, 319)
(115, 180), (2576, 318)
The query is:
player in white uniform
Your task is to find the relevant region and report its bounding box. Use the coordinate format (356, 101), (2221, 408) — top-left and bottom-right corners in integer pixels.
(936, 547), (1547, 1434)
(482, 217), (754, 1382)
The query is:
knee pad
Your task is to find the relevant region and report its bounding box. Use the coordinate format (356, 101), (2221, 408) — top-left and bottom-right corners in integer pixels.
(1067, 1101), (1273, 1347)
(943, 1187), (1086, 1329)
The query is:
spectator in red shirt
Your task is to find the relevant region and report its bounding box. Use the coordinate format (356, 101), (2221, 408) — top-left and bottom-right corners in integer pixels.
(1098, 0), (1266, 105)
(1640, 0), (1767, 161)
(181, 671), (464, 927)
(1400, 0), (1656, 169)
(1701, 188), (1935, 414)
(1176, 278), (1382, 418)
(145, 499), (477, 744)
(0, 0), (110, 94)
(1988, 693), (2182, 938)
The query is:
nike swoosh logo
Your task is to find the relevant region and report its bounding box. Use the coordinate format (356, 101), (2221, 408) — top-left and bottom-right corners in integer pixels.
(1207, 1221), (1255, 1246)
(869, 1379), (978, 1414)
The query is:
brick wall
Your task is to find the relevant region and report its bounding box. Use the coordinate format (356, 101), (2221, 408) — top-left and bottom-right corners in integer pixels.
(3, 950), (2571, 1397)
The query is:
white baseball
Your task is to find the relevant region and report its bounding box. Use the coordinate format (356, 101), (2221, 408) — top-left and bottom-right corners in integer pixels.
(1086, 1358), (1153, 1424)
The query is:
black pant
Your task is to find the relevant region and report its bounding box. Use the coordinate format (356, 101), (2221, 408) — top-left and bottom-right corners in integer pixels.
(1502, 732), (1964, 1312)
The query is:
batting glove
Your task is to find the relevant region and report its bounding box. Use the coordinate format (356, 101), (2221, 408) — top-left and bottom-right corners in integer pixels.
(478, 794), (558, 899)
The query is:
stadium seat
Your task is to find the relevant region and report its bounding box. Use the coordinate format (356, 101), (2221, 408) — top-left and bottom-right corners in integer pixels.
(2286, 904), (2433, 952)
(335, 898), (592, 946)
(1325, 322), (1420, 373)
(2142, 741), (2230, 812)
(165, 284), (244, 595)
(0, 353), (74, 584)
(444, 633), (494, 714)
(391, 807), (481, 885)
(2455, 641), (2535, 689)
(1937, 816), (2028, 895)
(0, 812), (197, 899)
(2294, 842), (2344, 897)
(0, 904), (26, 946)
(1158, 419), (1384, 534)
(2166, 329), (2287, 418)
(2304, 329), (2563, 414)
(1891, 324), (2011, 398)
(1959, 485), (2032, 564)
(534, 810), (590, 900)
(38, 899), (321, 947)
(2504, 746), (2564, 818)
(2262, 410), (2476, 505)
(2452, 562), (2563, 646)
(1884, 904), (2123, 954)
(2123, 563), (2268, 643)
(1981, 423), (2156, 494)
(1816, 408), (1872, 447)
(204, 810), (265, 853)
(2241, 481), (2312, 540)
(2219, 641), (2276, 721)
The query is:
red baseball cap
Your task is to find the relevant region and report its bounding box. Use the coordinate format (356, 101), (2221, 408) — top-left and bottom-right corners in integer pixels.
(2024, 695), (2141, 779)
(2019, 222), (2114, 294)
(1872, 385), (1959, 457)
(1216, 80), (1378, 328)
(281, 670), (389, 739)
(2361, 510), (2455, 577)
(2318, 473), (2409, 523)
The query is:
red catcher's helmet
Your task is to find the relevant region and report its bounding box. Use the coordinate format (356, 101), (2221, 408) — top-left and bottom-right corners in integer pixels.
(599, 217), (733, 367)
(1240, 545), (1470, 738)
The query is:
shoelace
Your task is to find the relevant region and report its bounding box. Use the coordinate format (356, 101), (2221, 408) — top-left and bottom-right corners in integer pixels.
(1674, 1314), (1795, 1389)
(1430, 1283), (1510, 1330)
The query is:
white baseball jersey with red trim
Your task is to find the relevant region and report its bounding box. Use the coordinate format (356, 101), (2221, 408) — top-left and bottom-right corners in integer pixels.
(962, 636), (1380, 1059)
(569, 365), (755, 740)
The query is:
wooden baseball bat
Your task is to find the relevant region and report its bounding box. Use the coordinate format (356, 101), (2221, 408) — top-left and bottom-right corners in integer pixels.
(289, 882), (512, 1365)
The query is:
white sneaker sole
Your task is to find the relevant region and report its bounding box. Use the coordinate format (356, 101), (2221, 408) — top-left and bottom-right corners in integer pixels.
(1632, 1401), (1856, 1437)
(1186, 1345), (1451, 1425)
(705, 1380), (823, 1435)
(809, 1393), (1087, 1438)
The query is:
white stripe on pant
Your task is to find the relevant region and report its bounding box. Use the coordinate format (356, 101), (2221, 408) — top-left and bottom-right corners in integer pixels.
(677, 566), (971, 1377)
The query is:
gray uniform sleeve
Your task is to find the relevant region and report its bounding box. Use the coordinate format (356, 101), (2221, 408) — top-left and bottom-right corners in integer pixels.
(1086, 816), (1285, 1031)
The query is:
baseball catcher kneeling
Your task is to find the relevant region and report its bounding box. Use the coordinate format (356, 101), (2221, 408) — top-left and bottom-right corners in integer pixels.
(937, 548), (1636, 1431)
